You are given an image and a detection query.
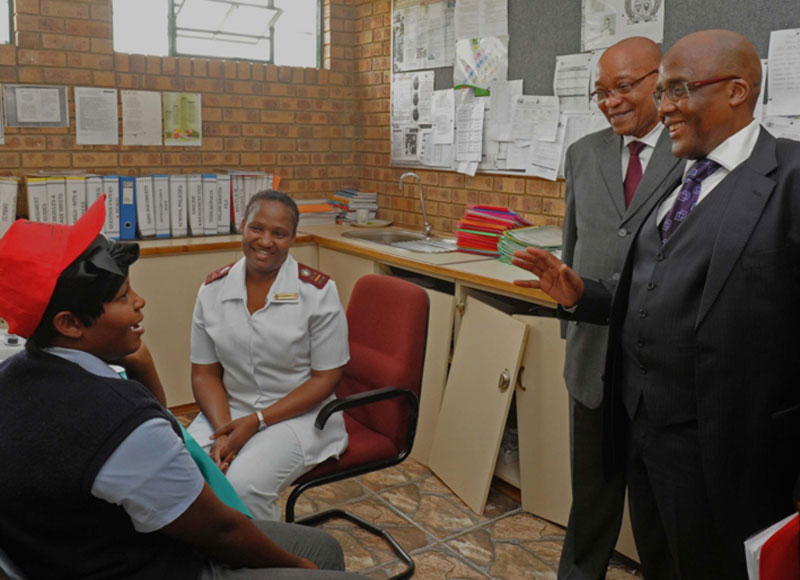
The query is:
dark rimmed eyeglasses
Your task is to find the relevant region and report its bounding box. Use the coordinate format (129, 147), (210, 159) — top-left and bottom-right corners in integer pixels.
(652, 76), (740, 107)
(590, 70), (658, 104)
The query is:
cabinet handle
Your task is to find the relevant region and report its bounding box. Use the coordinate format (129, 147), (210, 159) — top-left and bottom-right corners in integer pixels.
(516, 366), (526, 391)
(498, 369), (511, 392)
(455, 301), (465, 315)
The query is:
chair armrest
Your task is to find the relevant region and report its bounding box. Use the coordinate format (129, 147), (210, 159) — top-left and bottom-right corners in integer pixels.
(314, 387), (419, 430)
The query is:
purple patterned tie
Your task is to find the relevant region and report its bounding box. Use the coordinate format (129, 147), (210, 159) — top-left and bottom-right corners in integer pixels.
(660, 158), (721, 242)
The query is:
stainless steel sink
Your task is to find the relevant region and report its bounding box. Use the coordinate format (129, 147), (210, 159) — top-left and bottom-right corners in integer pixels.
(342, 229), (457, 253)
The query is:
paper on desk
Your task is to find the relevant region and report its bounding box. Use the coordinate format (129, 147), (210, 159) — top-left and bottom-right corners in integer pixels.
(767, 28), (800, 116)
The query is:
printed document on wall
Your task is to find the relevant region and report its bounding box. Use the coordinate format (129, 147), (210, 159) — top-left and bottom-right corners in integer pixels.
(163, 92), (202, 146)
(454, 36), (508, 91)
(487, 80), (523, 141)
(554, 53), (593, 113)
(581, 0), (664, 51)
(455, 0), (507, 41)
(767, 28), (800, 116)
(392, 0), (456, 72)
(393, 71), (434, 125)
(432, 89), (455, 145)
(455, 92), (485, 162)
(511, 95), (560, 142)
(122, 90), (163, 146)
(75, 88), (119, 145)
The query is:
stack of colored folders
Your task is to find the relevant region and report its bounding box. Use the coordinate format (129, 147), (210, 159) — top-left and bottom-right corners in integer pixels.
(455, 205), (532, 256)
(296, 199), (340, 226)
(497, 225), (563, 264)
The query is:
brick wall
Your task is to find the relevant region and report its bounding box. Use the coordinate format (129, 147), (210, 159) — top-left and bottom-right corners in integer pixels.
(5, 0), (564, 231)
(7, 0), (358, 203)
(350, 0), (566, 233)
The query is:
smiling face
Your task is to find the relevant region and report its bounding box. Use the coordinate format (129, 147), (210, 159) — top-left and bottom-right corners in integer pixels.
(240, 199), (296, 279)
(595, 39), (661, 138)
(78, 278), (145, 361)
(657, 30), (760, 160)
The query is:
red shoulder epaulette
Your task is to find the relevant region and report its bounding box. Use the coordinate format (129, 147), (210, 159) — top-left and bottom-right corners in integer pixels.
(205, 262), (236, 285)
(298, 263), (330, 289)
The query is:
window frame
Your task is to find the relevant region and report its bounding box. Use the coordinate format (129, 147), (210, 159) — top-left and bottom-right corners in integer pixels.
(166, 0), (322, 67)
(3, 0), (13, 46)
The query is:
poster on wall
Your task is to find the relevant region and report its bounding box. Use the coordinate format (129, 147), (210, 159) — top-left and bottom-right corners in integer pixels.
(122, 90), (163, 146)
(581, 0), (665, 52)
(393, 0), (456, 72)
(391, 71), (436, 165)
(453, 36), (509, 91)
(163, 92), (202, 147)
(75, 87), (119, 145)
(3, 85), (69, 128)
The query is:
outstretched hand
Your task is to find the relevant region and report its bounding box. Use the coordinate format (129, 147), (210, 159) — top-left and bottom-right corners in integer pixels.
(511, 247), (584, 308)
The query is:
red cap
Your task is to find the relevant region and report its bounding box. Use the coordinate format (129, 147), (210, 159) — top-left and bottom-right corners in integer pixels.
(0, 195), (106, 338)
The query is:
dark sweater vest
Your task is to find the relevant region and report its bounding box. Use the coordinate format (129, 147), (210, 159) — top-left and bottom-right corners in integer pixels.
(0, 350), (204, 580)
(620, 184), (734, 425)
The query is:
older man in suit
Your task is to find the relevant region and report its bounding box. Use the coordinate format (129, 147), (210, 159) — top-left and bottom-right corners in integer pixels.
(513, 29), (800, 579)
(559, 36), (683, 580)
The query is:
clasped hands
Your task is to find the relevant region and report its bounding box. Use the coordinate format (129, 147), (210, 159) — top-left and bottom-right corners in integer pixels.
(511, 247), (584, 308)
(208, 413), (261, 474)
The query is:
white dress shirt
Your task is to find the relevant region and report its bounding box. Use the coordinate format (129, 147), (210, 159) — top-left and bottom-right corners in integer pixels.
(622, 122), (664, 178)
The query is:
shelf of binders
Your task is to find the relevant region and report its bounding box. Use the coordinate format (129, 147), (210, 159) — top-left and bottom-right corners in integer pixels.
(17, 170), (279, 241)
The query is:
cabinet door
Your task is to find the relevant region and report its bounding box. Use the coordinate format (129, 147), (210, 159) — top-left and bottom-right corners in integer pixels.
(429, 296), (528, 514)
(130, 249), (240, 407)
(513, 315), (571, 526)
(409, 287), (455, 466)
(290, 243), (318, 268)
(317, 247), (377, 307)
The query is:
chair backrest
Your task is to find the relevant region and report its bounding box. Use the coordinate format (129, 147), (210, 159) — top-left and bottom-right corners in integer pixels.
(338, 274), (429, 450)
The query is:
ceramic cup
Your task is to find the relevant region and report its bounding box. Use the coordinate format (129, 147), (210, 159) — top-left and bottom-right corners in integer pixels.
(356, 209), (370, 225)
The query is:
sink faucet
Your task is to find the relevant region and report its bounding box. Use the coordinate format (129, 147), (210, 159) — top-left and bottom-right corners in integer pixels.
(398, 172), (432, 238)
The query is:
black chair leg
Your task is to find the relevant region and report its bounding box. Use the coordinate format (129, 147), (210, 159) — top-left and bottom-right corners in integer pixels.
(297, 508), (415, 580)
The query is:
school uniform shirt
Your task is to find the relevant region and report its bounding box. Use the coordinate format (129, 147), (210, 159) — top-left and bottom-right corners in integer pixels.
(188, 254), (350, 467)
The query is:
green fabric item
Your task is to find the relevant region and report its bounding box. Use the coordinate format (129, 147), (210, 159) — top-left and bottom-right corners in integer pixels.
(179, 423), (254, 519)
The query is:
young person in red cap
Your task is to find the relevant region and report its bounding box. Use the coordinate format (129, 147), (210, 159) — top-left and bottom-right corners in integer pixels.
(0, 196), (368, 580)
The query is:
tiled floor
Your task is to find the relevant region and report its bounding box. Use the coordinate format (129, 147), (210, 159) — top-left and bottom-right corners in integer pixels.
(275, 458), (642, 580)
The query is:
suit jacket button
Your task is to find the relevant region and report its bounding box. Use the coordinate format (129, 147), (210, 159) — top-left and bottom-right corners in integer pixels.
(639, 366), (648, 375)
(656, 252), (665, 261)
(612, 272), (621, 280)
(647, 281), (656, 290)
(618, 228), (628, 237)
(639, 309), (647, 318)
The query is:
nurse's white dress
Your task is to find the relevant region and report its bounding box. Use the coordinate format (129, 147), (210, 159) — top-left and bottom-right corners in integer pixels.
(187, 254), (349, 520)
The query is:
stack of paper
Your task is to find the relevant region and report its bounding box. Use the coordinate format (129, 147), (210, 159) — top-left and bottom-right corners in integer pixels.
(329, 188), (378, 222)
(296, 199), (340, 226)
(455, 204), (531, 256)
(498, 224), (563, 264)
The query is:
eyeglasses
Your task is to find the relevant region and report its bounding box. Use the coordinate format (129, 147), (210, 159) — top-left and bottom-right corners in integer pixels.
(652, 76), (740, 107)
(590, 70), (658, 104)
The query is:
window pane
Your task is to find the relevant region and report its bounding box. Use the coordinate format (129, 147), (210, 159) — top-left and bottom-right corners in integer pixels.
(113, 0), (169, 56)
(273, 0), (318, 67)
(0, 0), (10, 44)
(176, 36), (272, 62)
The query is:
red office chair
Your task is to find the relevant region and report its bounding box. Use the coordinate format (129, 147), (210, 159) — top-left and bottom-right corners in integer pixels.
(285, 274), (429, 580)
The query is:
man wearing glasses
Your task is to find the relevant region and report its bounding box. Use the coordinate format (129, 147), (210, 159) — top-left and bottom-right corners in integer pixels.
(559, 36), (682, 580)
(514, 29), (800, 579)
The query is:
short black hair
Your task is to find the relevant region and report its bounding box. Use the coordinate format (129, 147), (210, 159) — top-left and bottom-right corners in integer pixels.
(242, 190), (299, 235)
(26, 236), (139, 352)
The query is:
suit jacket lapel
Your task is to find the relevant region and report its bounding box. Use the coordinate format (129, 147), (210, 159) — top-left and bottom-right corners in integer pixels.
(597, 130), (626, 218)
(625, 129), (682, 219)
(696, 129), (778, 328)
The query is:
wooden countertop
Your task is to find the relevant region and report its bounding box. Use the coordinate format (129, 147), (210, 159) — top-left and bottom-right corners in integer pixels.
(137, 226), (556, 307)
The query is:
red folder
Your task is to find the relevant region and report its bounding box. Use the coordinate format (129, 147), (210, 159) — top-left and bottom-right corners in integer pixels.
(759, 513), (800, 580)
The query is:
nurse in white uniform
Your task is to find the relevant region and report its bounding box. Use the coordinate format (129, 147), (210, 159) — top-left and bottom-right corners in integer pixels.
(187, 190), (349, 521)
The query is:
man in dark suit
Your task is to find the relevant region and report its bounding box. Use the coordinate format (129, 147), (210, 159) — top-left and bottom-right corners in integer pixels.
(513, 29), (800, 579)
(559, 36), (683, 580)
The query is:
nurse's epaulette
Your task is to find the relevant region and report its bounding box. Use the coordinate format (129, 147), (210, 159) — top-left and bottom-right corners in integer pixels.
(298, 263), (330, 289)
(205, 262), (236, 285)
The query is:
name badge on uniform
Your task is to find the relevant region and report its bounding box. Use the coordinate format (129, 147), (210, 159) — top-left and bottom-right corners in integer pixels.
(273, 292), (298, 302)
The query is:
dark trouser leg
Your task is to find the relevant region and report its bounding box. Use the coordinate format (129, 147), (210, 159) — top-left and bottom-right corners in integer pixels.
(558, 397), (627, 580)
(628, 404), (735, 580)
